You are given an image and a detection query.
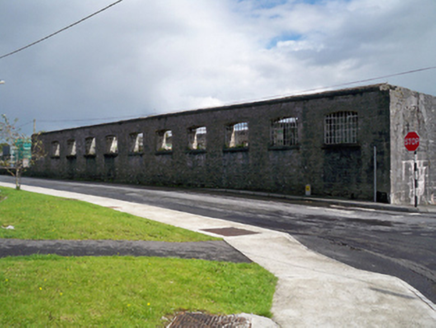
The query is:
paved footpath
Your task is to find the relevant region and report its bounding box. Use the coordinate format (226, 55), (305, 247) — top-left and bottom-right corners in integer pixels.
(1, 182), (436, 327)
(0, 238), (252, 263)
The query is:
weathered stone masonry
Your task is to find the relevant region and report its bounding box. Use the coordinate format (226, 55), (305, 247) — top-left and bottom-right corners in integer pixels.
(30, 84), (436, 205)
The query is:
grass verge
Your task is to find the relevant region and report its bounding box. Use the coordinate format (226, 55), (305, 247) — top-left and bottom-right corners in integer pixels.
(0, 186), (218, 242)
(0, 186), (278, 326)
(0, 255), (277, 327)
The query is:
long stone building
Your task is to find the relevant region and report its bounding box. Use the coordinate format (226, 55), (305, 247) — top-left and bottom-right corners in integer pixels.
(30, 84), (436, 205)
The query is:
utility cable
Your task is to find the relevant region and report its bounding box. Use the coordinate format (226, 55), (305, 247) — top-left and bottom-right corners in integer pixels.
(30, 64), (436, 125)
(0, 0), (123, 60)
(293, 65), (436, 95)
(16, 120), (34, 129)
(224, 65), (436, 106)
(37, 114), (145, 123)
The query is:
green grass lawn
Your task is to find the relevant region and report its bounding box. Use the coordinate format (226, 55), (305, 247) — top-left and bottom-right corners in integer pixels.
(0, 186), (217, 242)
(0, 255), (276, 327)
(0, 186), (277, 327)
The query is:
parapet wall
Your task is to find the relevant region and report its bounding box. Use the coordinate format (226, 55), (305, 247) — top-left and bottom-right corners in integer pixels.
(31, 84), (394, 201)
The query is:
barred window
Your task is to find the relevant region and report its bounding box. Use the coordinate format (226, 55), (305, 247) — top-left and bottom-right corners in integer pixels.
(324, 111), (358, 144)
(188, 126), (207, 150)
(105, 135), (118, 154)
(129, 132), (144, 153)
(271, 117), (298, 146)
(156, 130), (172, 151)
(225, 122), (248, 148)
(85, 137), (96, 155)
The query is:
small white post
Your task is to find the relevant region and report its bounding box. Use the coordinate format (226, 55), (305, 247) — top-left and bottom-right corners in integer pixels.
(305, 184), (311, 196)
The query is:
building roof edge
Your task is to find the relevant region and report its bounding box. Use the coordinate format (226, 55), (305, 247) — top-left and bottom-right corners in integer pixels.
(36, 83), (395, 136)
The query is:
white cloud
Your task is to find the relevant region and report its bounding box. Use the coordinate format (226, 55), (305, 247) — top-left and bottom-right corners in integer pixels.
(0, 0), (435, 135)
(277, 39), (324, 51)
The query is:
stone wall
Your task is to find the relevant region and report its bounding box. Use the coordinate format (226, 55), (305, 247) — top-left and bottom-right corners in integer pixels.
(31, 84), (400, 202)
(390, 86), (436, 205)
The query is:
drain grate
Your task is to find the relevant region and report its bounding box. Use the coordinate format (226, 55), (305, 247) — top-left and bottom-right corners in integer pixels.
(167, 312), (251, 328)
(201, 227), (258, 237)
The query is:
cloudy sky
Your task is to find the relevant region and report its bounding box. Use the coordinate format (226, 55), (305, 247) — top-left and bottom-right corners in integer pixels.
(0, 0), (435, 136)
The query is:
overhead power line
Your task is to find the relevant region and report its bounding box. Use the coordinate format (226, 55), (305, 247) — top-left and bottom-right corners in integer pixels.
(224, 65), (436, 106)
(38, 114), (143, 123)
(293, 65), (436, 95)
(28, 64), (436, 125)
(0, 0), (123, 60)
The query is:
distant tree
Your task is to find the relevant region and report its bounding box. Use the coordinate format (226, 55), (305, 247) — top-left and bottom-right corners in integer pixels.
(0, 114), (44, 190)
(0, 142), (8, 152)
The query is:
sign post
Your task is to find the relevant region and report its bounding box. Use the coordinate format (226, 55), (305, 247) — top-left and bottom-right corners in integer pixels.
(374, 146), (377, 202)
(404, 132), (420, 207)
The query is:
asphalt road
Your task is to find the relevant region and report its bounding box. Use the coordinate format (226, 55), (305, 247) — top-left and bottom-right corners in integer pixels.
(2, 176), (436, 303)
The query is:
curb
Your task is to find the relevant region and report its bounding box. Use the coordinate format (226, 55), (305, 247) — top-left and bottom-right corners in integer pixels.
(206, 188), (430, 214)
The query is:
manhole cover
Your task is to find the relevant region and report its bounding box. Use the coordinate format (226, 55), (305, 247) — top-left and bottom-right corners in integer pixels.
(167, 312), (251, 328)
(201, 227), (258, 237)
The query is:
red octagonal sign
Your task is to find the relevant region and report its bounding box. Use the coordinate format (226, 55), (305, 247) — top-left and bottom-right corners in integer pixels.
(404, 131), (420, 151)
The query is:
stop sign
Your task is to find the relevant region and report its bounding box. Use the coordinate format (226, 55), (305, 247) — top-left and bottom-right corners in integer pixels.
(404, 131), (420, 151)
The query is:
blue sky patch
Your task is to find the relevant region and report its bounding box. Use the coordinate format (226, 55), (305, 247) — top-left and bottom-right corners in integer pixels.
(266, 33), (303, 49)
(240, 0), (288, 10)
(252, 0), (327, 7)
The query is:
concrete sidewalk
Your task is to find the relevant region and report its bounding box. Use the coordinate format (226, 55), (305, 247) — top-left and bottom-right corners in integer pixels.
(1, 182), (436, 327)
